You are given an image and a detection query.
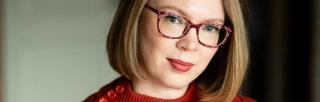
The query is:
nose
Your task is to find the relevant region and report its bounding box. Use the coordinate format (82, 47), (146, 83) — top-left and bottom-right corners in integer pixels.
(176, 28), (199, 52)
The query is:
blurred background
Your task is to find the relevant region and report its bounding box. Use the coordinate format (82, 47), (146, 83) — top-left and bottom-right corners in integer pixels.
(1, 0), (120, 102)
(244, 0), (319, 102)
(0, 0), (319, 102)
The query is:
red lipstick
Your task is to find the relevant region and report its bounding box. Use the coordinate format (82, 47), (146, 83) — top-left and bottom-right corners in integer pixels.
(167, 58), (194, 72)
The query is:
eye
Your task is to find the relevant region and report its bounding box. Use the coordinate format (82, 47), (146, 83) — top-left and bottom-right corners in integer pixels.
(202, 24), (219, 32)
(165, 15), (182, 24)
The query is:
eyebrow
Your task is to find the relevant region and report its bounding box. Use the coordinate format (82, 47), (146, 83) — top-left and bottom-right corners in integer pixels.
(157, 5), (225, 24)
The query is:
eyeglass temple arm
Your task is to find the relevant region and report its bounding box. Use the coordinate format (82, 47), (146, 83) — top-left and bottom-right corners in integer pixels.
(224, 26), (233, 33)
(144, 4), (159, 13)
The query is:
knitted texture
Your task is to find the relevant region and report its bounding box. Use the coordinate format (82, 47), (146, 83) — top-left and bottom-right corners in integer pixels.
(83, 77), (256, 102)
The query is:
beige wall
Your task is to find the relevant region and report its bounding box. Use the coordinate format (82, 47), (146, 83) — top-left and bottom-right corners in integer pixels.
(3, 0), (120, 102)
(1, 0), (3, 101)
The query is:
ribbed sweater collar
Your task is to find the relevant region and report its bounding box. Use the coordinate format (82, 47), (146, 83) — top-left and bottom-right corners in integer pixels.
(116, 77), (200, 102)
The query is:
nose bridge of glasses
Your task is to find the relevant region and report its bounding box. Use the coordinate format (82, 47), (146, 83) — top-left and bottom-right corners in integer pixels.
(183, 24), (200, 40)
(186, 23), (202, 34)
(190, 23), (202, 29)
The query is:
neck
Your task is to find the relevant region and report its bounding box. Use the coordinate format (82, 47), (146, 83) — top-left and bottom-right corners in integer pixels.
(131, 79), (189, 99)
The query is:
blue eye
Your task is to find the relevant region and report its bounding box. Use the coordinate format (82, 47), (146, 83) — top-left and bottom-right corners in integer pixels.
(203, 25), (219, 32)
(165, 15), (182, 24)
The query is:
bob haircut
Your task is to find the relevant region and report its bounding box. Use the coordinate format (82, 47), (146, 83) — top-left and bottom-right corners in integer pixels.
(107, 0), (249, 102)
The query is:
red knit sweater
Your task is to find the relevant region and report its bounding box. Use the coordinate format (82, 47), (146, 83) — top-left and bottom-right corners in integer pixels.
(83, 77), (256, 102)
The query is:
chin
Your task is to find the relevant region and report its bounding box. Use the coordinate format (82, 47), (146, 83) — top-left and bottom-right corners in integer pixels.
(161, 74), (194, 89)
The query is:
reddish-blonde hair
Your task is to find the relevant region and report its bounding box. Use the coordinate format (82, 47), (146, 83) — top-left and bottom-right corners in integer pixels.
(107, 0), (249, 101)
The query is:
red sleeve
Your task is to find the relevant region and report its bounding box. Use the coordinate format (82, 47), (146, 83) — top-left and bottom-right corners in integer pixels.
(232, 96), (256, 102)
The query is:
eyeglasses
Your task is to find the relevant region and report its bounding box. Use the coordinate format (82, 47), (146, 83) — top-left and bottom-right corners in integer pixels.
(144, 4), (232, 48)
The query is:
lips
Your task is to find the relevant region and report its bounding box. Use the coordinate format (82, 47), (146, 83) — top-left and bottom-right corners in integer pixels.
(167, 58), (194, 72)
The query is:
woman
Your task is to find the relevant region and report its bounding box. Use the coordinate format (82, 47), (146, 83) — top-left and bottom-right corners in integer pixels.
(84, 0), (255, 102)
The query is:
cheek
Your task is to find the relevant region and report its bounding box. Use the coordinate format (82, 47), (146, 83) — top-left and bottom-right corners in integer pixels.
(198, 48), (218, 68)
(205, 49), (218, 59)
(138, 12), (157, 54)
(138, 27), (176, 64)
(138, 11), (164, 47)
(138, 12), (173, 68)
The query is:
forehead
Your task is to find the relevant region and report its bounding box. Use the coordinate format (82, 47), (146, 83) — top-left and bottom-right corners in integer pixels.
(149, 0), (225, 23)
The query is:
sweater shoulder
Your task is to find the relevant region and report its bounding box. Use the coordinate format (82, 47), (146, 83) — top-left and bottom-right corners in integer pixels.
(82, 76), (126, 102)
(232, 96), (256, 102)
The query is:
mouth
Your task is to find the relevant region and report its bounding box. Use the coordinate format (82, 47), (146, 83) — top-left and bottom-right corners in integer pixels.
(167, 58), (194, 72)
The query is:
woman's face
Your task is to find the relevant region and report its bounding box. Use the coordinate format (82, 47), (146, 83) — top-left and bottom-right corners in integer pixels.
(138, 0), (225, 89)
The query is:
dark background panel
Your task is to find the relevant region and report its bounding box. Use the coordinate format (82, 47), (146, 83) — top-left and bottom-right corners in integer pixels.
(245, 0), (314, 102)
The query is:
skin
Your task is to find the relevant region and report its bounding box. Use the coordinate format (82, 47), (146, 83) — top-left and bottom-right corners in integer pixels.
(133, 0), (225, 99)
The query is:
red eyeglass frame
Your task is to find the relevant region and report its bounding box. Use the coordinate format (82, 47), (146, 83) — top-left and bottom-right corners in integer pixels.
(144, 4), (233, 48)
